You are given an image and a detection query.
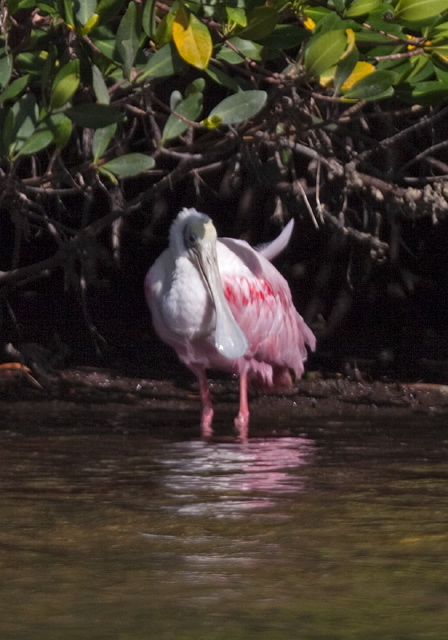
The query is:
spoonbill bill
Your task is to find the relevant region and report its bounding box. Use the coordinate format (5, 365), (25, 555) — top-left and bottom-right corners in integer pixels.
(145, 208), (315, 440)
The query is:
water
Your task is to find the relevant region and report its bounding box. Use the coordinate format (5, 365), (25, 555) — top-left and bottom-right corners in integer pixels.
(1, 406), (448, 640)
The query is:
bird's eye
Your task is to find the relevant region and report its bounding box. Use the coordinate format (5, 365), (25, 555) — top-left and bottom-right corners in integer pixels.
(185, 228), (198, 248)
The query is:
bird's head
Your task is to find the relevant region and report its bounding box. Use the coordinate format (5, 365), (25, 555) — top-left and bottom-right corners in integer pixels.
(183, 217), (217, 253)
(169, 208), (214, 257)
(169, 208), (248, 360)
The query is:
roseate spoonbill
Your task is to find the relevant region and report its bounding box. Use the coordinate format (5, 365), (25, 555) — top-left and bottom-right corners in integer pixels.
(145, 208), (315, 440)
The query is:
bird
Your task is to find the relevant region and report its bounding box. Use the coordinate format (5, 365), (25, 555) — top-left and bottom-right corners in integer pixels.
(145, 207), (316, 440)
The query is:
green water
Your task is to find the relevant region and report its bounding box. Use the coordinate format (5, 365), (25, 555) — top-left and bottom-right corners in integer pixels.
(0, 412), (447, 639)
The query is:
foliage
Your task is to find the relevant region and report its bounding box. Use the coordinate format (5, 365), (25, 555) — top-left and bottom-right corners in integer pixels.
(1, 0), (448, 355)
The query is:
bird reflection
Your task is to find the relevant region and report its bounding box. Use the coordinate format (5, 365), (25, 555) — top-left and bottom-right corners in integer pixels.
(158, 438), (315, 517)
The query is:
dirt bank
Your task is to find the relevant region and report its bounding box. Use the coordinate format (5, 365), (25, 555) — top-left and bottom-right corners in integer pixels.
(0, 366), (447, 438)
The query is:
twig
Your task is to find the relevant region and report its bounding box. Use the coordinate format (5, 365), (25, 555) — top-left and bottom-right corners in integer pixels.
(293, 179), (319, 229)
(0, 254), (60, 289)
(371, 48), (425, 62)
(356, 104), (448, 163)
(260, 133), (342, 173)
(398, 140), (448, 175)
(321, 206), (389, 258)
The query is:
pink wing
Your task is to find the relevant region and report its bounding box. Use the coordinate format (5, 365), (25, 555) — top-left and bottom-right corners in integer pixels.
(220, 241), (315, 381)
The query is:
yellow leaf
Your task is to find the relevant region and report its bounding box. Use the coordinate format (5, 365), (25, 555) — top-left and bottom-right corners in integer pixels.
(173, 6), (212, 70)
(319, 66), (336, 87)
(406, 34), (416, 50)
(303, 17), (315, 31)
(341, 61), (375, 91)
(434, 51), (448, 63)
(80, 13), (99, 36)
(341, 28), (356, 60)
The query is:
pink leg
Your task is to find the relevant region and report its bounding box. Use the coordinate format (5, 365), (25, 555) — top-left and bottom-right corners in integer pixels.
(234, 371), (249, 440)
(194, 367), (214, 440)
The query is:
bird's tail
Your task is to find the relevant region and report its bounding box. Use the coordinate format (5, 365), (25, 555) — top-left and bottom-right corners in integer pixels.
(257, 219), (294, 262)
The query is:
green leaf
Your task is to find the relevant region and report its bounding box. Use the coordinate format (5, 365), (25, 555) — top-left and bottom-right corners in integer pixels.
(75, 0), (97, 25)
(90, 38), (116, 61)
(92, 64), (110, 104)
(434, 57), (448, 80)
(203, 90), (267, 126)
(430, 21), (448, 39)
(154, 3), (178, 47)
(138, 42), (185, 81)
(216, 37), (264, 63)
(404, 54), (434, 83)
(304, 29), (348, 79)
(184, 78), (206, 96)
(205, 63), (242, 92)
(50, 59), (80, 110)
(36, 2), (60, 19)
(9, 0), (37, 13)
(311, 11), (346, 34)
(332, 0), (346, 10)
(0, 75), (29, 104)
(15, 128), (54, 157)
(142, 0), (156, 38)
(432, 51), (448, 69)
(116, 1), (140, 79)
(65, 103), (125, 128)
(62, 0), (75, 26)
(41, 47), (57, 89)
(226, 7), (247, 28)
(98, 166), (118, 183)
(359, 12), (403, 38)
(342, 69), (398, 100)
(0, 107), (14, 156)
(169, 90), (183, 110)
(101, 153), (155, 177)
(50, 73), (80, 111)
(397, 78), (448, 104)
(236, 7), (278, 41)
(47, 112), (73, 149)
(304, 6), (334, 27)
(344, 0), (382, 17)
(215, 47), (243, 66)
(92, 123), (117, 163)
(9, 92), (38, 155)
(394, 0), (448, 22)
(0, 44), (12, 88)
(260, 24), (309, 53)
(334, 49), (359, 93)
(96, 0), (125, 26)
(162, 93), (203, 142)
(172, 5), (212, 70)
(375, 58), (412, 82)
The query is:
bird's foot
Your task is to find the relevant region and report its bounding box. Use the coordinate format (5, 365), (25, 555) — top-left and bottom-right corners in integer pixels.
(234, 411), (249, 442)
(200, 407), (214, 441)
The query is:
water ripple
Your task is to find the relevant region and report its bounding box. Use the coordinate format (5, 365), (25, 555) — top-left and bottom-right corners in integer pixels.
(157, 438), (315, 516)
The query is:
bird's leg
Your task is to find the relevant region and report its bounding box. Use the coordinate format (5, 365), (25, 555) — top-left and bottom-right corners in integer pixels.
(234, 371), (249, 440)
(194, 367), (214, 440)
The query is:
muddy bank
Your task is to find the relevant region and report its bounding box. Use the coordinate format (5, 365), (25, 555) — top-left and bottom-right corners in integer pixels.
(0, 366), (447, 438)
